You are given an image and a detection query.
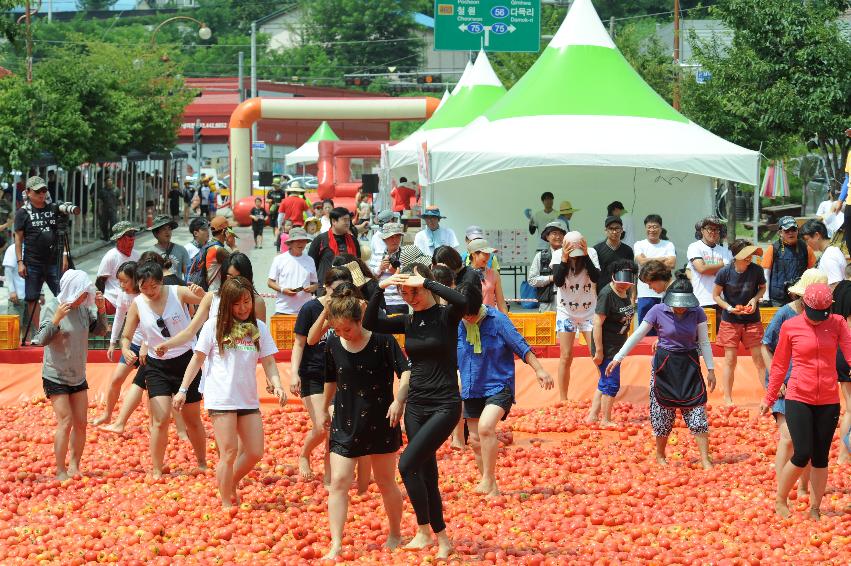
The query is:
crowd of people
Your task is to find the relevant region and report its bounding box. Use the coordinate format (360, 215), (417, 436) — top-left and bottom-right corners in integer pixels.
(11, 170), (851, 561)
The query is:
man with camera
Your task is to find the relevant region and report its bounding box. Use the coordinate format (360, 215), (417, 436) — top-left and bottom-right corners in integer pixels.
(14, 176), (76, 341)
(368, 221), (408, 315)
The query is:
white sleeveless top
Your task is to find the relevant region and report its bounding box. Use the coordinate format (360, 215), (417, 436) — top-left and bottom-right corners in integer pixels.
(134, 286), (194, 360)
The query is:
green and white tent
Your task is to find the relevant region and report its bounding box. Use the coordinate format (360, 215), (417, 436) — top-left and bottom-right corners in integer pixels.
(387, 51), (506, 180)
(285, 121), (340, 167)
(425, 0), (759, 261)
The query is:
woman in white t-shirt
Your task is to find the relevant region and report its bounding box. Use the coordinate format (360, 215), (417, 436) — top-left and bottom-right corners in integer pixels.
(174, 276), (286, 508)
(551, 231), (601, 401)
(120, 262), (207, 478)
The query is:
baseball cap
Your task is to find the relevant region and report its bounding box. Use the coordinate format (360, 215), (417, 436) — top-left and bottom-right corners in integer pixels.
(563, 231), (587, 257)
(465, 225), (484, 240)
(604, 215), (623, 228)
(803, 283), (833, 321)
(467, 238), (497, 255)
(778, 216), (798, 231)
(26, 176), (47, 191)
(210, 216), (230, 232)
(734, 245), (763, 261)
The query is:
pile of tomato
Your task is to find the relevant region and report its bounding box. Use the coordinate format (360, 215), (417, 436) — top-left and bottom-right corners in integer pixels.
(0, 398), (850, 564)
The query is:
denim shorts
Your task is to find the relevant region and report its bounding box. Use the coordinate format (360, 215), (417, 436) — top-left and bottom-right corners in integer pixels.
(597, 358), (621, 397)
(24, 261), (60, 302)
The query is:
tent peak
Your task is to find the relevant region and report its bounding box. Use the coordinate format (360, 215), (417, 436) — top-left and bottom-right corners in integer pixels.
(450, 60), (473, 95)
(455, 49), (503, 90)
(549, 0), (615, 50)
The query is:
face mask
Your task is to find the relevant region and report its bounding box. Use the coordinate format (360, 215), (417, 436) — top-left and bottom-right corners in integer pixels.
(116, 236), (134, 256)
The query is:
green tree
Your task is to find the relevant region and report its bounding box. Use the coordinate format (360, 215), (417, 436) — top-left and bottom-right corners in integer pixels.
(303, 0), (424, 73)
(682, 0), (851, 184)
(615, 22), (674, 104)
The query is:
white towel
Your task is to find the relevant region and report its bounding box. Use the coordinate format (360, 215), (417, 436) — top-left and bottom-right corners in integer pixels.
(57, 269), (95, 307)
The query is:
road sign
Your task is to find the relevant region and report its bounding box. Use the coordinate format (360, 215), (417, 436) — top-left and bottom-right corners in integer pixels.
(252, 141), (267, 150)
(696, 70), (712, 84)
(434, 0), (541, 52)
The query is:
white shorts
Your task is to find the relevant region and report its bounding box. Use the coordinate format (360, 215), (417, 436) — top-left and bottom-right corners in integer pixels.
(556, 316), (593, 333)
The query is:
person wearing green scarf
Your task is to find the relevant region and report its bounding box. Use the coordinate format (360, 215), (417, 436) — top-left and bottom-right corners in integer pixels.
(457, 302), (553, 497)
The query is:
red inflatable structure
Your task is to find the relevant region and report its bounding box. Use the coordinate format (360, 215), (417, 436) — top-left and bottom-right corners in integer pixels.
(233, 139), (394, 226)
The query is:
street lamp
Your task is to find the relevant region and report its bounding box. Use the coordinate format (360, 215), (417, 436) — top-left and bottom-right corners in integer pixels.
(150, 16), (212, 46)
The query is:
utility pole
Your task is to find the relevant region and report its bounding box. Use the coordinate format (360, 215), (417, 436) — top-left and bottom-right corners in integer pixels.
(250, 22), (258, 170)
(238, 51), (244, 102)
(672, 0), (681, 110)
(608, 16), (615, 37)
(25, 0), (32, 83)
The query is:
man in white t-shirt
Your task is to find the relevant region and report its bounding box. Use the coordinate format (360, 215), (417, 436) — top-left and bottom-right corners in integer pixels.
(686, 217), (732, 316)
(801, 218), (847, 288)
(267, 227), (319, 314)
(527, 191), (559, 251)
(633, 214), (677, 327)
(96, 221), (141, 314)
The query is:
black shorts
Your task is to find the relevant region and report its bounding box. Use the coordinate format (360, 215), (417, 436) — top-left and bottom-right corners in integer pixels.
(43, 378), (88, 398)
(144, 350), (202, 403)
(463, 386), (514, 420)
(199, 205), (209, 215)
(300, 374), (325, 398)
(252, 221), (264, 237)
(208, 408), (261, 416)
(132, 365), (148, 390)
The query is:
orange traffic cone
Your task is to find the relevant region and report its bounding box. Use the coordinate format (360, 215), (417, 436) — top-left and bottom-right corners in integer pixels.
(146, 209), (153, 228)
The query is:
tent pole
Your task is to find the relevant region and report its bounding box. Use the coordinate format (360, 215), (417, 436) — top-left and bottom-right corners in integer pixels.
(753, 142), (763, 244)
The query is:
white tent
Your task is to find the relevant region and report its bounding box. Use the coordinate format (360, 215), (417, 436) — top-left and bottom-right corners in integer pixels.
(387, 52), (505, 181)
(425, 0), (759, 261)
(284, 121), (340, 167)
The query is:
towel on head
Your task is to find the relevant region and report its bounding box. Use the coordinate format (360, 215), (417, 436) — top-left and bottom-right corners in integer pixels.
(57, 269), (95, 308)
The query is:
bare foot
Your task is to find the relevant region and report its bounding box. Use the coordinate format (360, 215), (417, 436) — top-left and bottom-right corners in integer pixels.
(724, 397), (734, 407)
(809, 508), (821, 521)
(474, 478), (498, 496)
(67, 465), (81, 477)
(585, 413), (599, 424)
(450, 438), (465, 451)
(100, 422), (126, 435)
(298, 457), (315, 480)
(436, 540), (454, 559)
(700, 458), (714, 470)
(322, 544), (342, 560)
(152, 470), (164, 480)
(404, 532), (434, 551)
(655, 454), (668, 466)
(775, 499), (791, 519)
(600, 419), (618, 428)
(385, 534), (402, 550)
(56, 470), (70, 481)
(91, 414), (109, 426)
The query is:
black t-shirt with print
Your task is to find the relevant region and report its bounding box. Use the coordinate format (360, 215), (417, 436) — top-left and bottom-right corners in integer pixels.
(595, 283), (635, 358)
(14, 204), (59, 264)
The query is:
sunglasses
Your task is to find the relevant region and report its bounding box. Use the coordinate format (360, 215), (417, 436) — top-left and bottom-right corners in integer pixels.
(156, 317), (171, 338)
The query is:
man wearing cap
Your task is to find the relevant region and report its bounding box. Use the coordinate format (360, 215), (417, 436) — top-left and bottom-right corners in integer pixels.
(370, 210), (398, 260)
(368, 222), (408, 315)
(308, 207), (361, 291)
(556, 201), (578, 231)
(14, 176), (65, 336)
(800, 219), (847, 289)
(185, 217), (209, 262)
(593, 216), (634, 292)
(96, 221), (140, 315)
(634, 214), (676, 329)
(268, 227), (318, 314)
(279, 181), (310, 228)
(686, 217), (734, 313)
(761, 216), (816, 306)
(606, 200), (635, 247)
(151, 215), (190, 279)
(527, 220), (566, 313)
(391, 177), (417, 213)
(712, 239), (767, 406)
(414, 205), (459, 256)
(526, 192), (559, 252)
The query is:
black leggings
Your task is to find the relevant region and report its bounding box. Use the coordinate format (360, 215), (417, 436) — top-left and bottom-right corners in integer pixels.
(398, 401), (461, 533)
(844, 206), (851, 254)
(785, 400), (839, 469)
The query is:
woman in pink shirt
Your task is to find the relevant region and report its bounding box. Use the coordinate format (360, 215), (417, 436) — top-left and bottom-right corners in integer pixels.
(467, 238), (507, 313)
(761, 283), (851, 520)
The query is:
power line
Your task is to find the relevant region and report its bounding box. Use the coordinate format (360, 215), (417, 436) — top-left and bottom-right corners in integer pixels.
(613, 5), (712, 22)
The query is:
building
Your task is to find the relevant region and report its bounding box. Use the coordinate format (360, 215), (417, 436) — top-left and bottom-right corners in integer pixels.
(179, 78), (391, 176)
(655, 19), (733, 67)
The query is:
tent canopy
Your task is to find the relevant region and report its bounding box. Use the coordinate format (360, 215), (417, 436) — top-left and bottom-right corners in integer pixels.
(387, 51), (506, 178)
(285, 121), (340, 167)
(427, 0), (759, 186)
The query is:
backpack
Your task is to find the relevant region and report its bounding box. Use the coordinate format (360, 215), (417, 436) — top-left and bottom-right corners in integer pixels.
(535, 249), (555, 304)
(186, 240), (224, 290)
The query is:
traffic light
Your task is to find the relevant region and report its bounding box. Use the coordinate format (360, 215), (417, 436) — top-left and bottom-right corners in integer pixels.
(191, 147), (197, 159)
(193, 121), (202, 144)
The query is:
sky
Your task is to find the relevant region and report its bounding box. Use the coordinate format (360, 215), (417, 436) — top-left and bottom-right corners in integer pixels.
(20, 0), (137, 12)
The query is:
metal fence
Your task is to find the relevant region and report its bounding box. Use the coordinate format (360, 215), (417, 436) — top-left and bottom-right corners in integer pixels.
(8, 150), (188, 254)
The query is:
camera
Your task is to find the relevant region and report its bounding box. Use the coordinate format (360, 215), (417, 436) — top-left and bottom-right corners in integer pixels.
(57, 202), (80, 215)
(386, 250), (401, 270)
